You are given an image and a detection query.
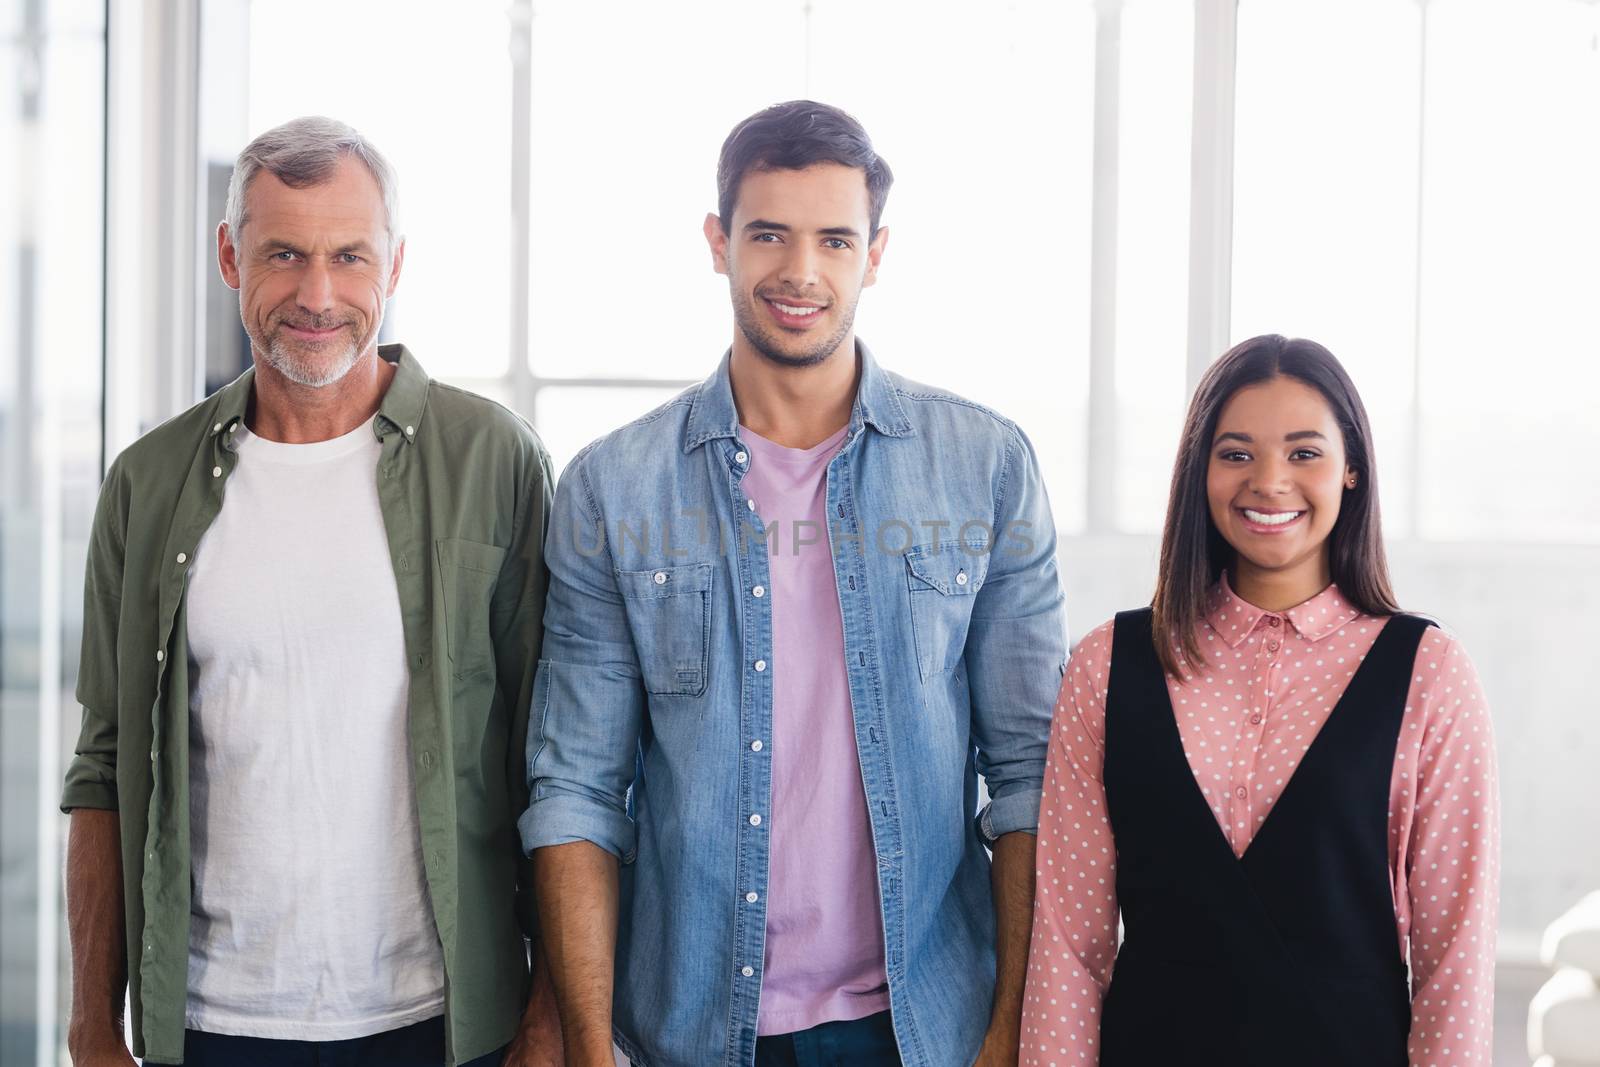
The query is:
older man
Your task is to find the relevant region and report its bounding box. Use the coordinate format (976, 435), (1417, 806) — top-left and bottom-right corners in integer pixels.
(62, 117), (560, 1066)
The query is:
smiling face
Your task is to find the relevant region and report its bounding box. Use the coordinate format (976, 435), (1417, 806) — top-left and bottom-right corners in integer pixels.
(218, 156), (403, 388)
(704, 163), (887, 369)
(1206, 375), (1356, 600)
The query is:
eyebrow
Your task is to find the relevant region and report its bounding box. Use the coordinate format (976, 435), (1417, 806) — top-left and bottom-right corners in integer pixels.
(255, 239), (377, 256)
(1213, 430), (1329, 445)
(742, 220), (862, 238)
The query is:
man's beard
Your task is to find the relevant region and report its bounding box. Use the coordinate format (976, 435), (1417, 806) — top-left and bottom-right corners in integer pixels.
(732, 287), (858, 369)
(253, 315), (363, 388)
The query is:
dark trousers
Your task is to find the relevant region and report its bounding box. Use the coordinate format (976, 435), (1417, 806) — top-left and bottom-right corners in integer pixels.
(181, 1015), (506, 1066)
(754, 1011), (902, 1067)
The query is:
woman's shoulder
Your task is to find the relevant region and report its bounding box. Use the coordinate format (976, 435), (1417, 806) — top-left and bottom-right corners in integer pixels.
(1069, 618), (1119, 667)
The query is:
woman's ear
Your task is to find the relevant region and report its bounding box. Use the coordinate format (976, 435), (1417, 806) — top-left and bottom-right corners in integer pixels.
(1345, 469), (1358, 490)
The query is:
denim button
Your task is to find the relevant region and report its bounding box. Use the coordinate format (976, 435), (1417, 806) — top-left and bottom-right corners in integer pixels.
(741, 966), (754, 977)
(751, 740), (763, 752)
(745, 892), (758, 903)
(754, 660), (766, 672)
(749, 813), (761, 826)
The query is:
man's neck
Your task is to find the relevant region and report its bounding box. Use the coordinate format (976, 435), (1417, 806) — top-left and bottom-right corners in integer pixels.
(728, 335), (858, 450)
(248, 346), (395, 444)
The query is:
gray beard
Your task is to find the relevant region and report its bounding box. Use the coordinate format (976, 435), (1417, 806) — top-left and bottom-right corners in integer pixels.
(732, 287), (858, 369)
(261, 334), (362, 388)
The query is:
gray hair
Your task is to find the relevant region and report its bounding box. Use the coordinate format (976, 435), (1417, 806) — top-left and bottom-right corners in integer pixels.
(223, 116), (400, 248)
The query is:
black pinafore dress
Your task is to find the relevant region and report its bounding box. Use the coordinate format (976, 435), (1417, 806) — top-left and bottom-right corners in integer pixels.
(1099, 608), (1431, 1067)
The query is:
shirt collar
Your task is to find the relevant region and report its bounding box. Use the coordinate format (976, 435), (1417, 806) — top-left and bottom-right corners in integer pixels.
(681, 337), (914, 454)
(1204, 573), (1362, 647)
(205, 342), (429, 448)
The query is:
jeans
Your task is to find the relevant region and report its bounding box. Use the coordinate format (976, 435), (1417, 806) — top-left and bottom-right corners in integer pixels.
(180, 1014), (507, 1066)
(754, 1011), (903, 1067)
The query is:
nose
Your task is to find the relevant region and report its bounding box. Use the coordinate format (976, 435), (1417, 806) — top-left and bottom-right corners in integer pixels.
(1247, 453), (1293, 497)
(296, 257), (336, 314)
(777, 241), (820, 291)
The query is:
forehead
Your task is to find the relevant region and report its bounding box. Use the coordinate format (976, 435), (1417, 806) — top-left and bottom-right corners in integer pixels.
(1216, 375), (1338, 431)
(242, 156), (387, 241)
(731, 163), (871, 230)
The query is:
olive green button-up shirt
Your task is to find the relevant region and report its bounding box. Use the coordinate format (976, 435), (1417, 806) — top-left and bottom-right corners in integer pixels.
(61, 344), (551, 1065)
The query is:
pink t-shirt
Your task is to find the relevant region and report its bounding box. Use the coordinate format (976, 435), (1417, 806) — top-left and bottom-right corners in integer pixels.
(740, 424), (891, 1036)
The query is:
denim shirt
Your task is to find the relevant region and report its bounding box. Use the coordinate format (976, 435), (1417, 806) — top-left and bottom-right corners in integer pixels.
(520, 344), (1067, 1067)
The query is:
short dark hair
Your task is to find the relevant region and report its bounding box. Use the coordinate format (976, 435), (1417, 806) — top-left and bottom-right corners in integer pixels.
(716, 100), (894, 237)
(1151, 334), (1400, 677)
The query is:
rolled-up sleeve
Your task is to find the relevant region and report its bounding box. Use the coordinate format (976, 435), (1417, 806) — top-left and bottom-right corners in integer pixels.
(61, 461), (127, 813)
(966, 424), (1068, 841)
(518, 451), (646, 861)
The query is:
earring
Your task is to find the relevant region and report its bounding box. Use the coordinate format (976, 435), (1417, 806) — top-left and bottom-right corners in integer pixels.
(1345, 476), (1357, 489)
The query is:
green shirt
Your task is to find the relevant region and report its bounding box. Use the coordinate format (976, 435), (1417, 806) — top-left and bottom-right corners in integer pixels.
(61, 344), (551, 1065)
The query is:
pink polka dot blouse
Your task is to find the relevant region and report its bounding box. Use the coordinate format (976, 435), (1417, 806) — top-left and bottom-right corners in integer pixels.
(1021, 578), (1500, 1066)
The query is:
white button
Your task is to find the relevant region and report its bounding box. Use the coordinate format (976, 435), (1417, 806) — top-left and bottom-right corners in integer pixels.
(212, 423), (222, 432)
(955, 571), (968, 586)
(741, 965), (754, 977)
(746, 498), (756, 511)
(754, 660), (766, 672)
(175, 552), (187, 564)
(155, 650), (165, 662)
(735, 451), (748, 464)
(749, 813), (762, 826)
(746, 892), (759, 903)
(654, 571), (668, 585)
(404, 425), (415, 437)
(752, 585), (765, 598)
(211, 466), (222, 478)
(751, 740), (764, 752)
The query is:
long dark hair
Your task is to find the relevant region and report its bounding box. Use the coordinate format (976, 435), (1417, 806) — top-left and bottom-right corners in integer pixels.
(1151, 334), (1399, 677)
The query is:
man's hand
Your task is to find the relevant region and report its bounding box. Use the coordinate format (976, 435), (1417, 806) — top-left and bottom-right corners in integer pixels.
(972, 1026), (1020, 1067)
(67, 1042), (137, 1067)
(502, 944), (566, 1067)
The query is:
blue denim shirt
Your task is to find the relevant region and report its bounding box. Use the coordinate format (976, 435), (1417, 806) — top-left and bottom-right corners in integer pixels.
(519, 344), (1067, 1067)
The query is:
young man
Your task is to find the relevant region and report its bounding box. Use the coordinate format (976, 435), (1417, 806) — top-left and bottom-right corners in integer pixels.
(62, 117), (561, 1067)
(522, 101), (1067, 1067)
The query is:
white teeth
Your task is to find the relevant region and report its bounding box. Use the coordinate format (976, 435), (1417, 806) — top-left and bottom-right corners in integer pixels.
(772, 302), (821, 316)
(1243, 509), (1302, 526)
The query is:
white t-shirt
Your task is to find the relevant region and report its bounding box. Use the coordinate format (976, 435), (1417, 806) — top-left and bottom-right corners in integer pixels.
(184, 419), (445, 1040)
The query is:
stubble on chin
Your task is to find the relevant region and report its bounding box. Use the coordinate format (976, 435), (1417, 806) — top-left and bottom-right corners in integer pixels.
(258, 329), (362, 389)
(732, 288), (856, 369)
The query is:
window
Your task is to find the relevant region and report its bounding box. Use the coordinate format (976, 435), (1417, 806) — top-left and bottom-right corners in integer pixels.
(0, 1), (106, 1061)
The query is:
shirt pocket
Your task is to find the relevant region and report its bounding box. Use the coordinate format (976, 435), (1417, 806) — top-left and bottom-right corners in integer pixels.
(615, 562), (713, 697)
(436, 538), (509, 679)
(904, 541), (990, 680)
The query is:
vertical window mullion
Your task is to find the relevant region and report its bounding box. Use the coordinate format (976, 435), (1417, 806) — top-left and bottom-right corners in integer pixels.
(1187, 0), (1238, 392)
(1087, 0), (1123, 535)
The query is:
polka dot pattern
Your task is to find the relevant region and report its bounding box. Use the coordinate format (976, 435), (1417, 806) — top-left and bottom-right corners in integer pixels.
(1020, 579), (1500, 1066)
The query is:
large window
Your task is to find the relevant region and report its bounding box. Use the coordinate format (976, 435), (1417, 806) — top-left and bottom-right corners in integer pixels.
(0, 1), (105, 1062)
(1233, 0), (1600, 542)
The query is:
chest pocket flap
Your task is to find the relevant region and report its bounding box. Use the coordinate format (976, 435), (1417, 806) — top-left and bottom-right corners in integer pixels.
(437, 538), (509, 678)
(905, 541), (991, 679)
(616, 562), (714, 697)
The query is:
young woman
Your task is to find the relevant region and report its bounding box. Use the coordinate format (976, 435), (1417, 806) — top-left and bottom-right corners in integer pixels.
(1020, 335), (1499, 1066)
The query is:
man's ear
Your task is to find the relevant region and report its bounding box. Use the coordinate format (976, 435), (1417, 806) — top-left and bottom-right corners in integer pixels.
(704, 212), (730, 276)
(862, 225), (889, 288)
(217, 222), (241, 290)
(386, 236), (406, 298)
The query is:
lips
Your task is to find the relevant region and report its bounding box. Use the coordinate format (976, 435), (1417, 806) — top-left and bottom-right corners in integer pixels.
(1237, 507), (1306, 533)
(280, 321), (349, 342)
(761, 296), (827, 330)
